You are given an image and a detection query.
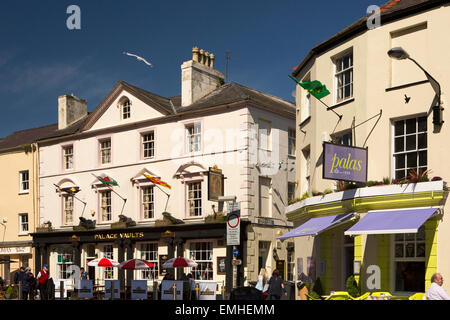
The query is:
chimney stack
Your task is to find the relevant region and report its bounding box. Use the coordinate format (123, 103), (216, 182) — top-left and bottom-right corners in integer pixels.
(58, 94), (87, 130)
(181, 47), (225, 107)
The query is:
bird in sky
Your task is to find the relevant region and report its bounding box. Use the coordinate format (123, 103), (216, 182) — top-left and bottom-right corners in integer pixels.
(123, 52), (153, 67)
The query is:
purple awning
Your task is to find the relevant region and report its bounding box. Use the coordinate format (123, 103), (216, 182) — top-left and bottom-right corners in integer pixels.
(278, 213), (354, 239)
(344, 207), (439, 236)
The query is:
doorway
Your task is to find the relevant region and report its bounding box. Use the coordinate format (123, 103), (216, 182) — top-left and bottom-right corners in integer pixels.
(258, 241), (271, 273)
(86, 244), (96, 284)
(344, 235), (354, 286)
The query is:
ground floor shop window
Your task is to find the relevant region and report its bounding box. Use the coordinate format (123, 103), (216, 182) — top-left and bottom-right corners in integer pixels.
(57, 248), (74, 280)
(393, 226), (425, 292)
(287, 249), (294, 282)
(139, 243), (158, 280)
(102, 245), (115, 279)
(189, 241), (213, 280)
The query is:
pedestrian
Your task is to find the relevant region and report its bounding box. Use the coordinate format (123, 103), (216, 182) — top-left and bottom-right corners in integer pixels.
(255, 268), (269, 299)
(14, 266), (26, 298)
(36, 264), (50, 300)
(187, 272), (196, 300)
(22, 267), (35, 300)
(426, 273), (450, 300)
(80, 267), (89, 280)
(0, 276), (4, 289)
(266, 269), (286, 300)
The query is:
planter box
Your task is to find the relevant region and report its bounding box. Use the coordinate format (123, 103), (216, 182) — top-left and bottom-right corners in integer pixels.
(36, 227), (53, 233)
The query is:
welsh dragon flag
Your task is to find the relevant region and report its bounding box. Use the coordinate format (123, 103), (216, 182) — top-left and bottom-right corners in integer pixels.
(289, 75), (330, 100)
(93, 173), (119, 186)
(142, 173), (171, 189)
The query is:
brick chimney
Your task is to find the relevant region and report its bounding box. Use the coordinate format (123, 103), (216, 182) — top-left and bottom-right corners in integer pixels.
(181, 47), (224, 107)
(58, 94), (87, 130)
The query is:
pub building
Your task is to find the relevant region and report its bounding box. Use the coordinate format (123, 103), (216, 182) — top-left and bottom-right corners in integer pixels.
(285, 0), (450, 298)
(31, 47), (295, 295)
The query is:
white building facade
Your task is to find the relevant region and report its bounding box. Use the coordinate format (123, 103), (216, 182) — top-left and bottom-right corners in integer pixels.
(32, 48), (296, 295)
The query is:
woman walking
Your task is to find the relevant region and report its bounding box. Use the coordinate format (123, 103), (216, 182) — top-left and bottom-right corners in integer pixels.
(267, 269), (286, 300)
(255, 268), (268, 299)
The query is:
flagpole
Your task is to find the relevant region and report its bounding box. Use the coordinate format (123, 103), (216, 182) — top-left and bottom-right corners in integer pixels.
(153, 183), (171, 212)
(54, 184), (87, 217)
(107, 186), (128, 216)
(289, 75), (342, 120)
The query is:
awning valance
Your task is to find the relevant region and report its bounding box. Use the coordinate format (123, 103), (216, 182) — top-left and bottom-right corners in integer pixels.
(344, 207), (439, 236)
(278, 213), (355, 239)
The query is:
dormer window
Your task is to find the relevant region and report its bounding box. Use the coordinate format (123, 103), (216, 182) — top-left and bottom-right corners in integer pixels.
(120, 97), (131, 120)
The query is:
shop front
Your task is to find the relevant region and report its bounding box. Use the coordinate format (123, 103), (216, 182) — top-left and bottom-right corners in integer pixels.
(31, 221), (248, 296)
(283, 180), (446, 298)
(0, 243), (33, 285)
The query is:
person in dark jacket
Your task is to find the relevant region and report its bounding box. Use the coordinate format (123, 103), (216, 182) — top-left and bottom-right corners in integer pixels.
(14, 266), (26, 298)
(22, 267), (35, 300)
(266, 269), (286, 300)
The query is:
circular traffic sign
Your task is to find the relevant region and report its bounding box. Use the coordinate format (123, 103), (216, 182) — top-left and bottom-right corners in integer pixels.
(227, 213), (240, 228)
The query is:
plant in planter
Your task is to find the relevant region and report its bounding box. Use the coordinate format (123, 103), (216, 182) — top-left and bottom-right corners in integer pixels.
(408, 169), (431, 183)
(323, 188), (333, 195)
(288, 197), (302, 205)
(300, 192), (310, 200)
(311, 277), (324, 298)
(345, 275), (360, 298)
(205, 211), (227, 223)
(382, 177), (391, 185)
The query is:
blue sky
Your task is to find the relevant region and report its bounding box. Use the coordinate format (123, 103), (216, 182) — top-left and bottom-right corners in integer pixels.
(0, 0), (386, 138)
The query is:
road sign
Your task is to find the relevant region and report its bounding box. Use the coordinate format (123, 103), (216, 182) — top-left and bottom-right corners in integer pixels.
(227, 209), (240, 246)
(233, 249), (239, 257)
(227, 201), (240, 214)
(232, 259), (242, 266)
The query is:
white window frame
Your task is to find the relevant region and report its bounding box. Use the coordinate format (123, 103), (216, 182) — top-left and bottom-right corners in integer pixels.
(187, 240), (214, 281)
(99, 190), (112, 223)
(392, 115), (427, 180)
(137, 242), (159, 280)
(62, 145), (74, 170)
(258, 119), (272, 151)
(18, 213), (29, 235)
(288, 128), (296, 156)
(19, 170), (29, 194)
(121, 98), (131, 120)
(334, 50), (353, 104)
(187, 181), (202, 217)
(56, 247), (74, 280)
(141, 185), (155, 220)
(62, 194), (74, 226)
(390, 227), (426, 295)
(99, 138), (112, 165)
(185, 122), (202, 153)
(141, 131), (155, 159)
(102, 244), (115, 280)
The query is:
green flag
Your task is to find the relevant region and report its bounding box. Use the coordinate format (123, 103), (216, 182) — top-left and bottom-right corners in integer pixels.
(289, 75), (330, 100)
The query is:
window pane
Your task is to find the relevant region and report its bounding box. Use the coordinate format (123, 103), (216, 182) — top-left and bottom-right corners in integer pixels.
(406, 119), (416, 134)
(405, 243), (415, 257)
(395, 234), (404, 242)
(405, 135), (416, 151)
(395, 121), (404, 136)
(395, 262), (425, 292)
(416, 243), (425, 257)
(395, 244), (404, 258)
(418, 117), (427, 132)
(417, 226), (425, 241)
(395, 154), (405, 169)
(419, 151), (427, 167)
(396, 170), (406, 180)
(395, 137), (404, 153)
(418, 133), (427, 149)
(407, 152), (417, 168)
(405, 233), (415, 241)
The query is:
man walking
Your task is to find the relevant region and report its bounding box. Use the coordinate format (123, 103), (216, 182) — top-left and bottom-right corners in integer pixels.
(14, 266), (26, 299)
(36, 264), (50, 300)
(22, 267), (35, 300)
(426, 273), (450, 300)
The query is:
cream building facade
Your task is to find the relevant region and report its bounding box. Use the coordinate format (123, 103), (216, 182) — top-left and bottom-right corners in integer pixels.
(0, 125), (56, 284)
(32, 48), (296, 294)
(286, 0), (450, 298)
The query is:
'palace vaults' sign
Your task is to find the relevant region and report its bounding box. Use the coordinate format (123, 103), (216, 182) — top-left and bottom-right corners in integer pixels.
(323, 142), (368, 183)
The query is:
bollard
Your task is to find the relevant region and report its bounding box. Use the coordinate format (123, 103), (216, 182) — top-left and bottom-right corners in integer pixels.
(111, 281), (115, 300)
(172, 284), (177, 301)
(221, 285), (225, 300)
(60, 281), (65, 300)
(18, 283), (22, 300)
(195, 283), (200, 300)
(153, 281), (158, 300)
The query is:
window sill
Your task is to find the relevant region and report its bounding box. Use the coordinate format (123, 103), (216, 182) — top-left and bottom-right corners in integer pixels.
(328, 98), (355, 111)
(18, 191), (30, 195)
(299, 116), (311, 128)
(18, 232), (29, 237)
(385, 80), (429, 92)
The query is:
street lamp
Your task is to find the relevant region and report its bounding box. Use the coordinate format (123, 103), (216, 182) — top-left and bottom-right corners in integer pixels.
(388, 47), (443, 125)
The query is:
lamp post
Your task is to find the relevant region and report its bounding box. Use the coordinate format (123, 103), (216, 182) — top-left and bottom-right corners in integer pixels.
(387, 47), (443, 125)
